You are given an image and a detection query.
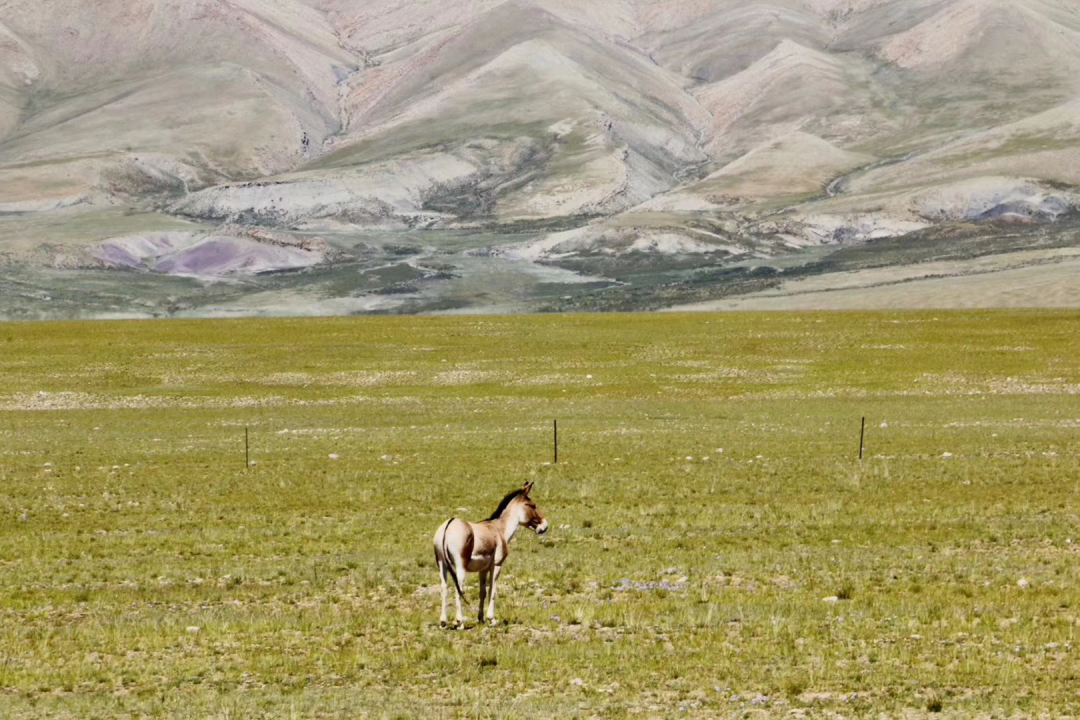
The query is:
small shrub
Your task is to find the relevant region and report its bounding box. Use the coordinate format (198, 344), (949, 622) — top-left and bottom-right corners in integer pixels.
(785, 678), (807, 698)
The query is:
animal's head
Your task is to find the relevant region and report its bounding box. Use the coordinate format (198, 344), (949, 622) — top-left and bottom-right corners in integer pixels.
(514, 482), (548, 535)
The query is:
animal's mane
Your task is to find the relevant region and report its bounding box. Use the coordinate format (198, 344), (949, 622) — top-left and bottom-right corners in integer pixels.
(487, 489), (525, 521)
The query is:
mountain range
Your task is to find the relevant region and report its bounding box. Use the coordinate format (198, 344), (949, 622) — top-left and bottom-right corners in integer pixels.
(2, 0), (1080, 317)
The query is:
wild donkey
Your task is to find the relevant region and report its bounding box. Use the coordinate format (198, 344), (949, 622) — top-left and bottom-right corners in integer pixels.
(433, 482), (548, 627)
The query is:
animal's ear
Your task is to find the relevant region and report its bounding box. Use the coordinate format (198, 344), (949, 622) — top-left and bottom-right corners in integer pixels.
(523, 482), (534, 496)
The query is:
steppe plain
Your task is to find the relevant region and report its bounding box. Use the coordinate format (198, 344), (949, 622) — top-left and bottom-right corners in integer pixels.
(2, 312), (1079, 717)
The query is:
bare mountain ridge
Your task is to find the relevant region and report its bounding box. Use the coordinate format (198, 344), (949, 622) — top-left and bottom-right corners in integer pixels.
(2, 0), (1080, 317)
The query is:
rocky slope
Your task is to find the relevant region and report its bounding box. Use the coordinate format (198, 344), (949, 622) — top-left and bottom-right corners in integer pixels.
(2, 0), (1079, 317)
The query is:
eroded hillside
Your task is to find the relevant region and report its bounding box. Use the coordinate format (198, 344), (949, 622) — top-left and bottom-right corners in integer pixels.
(2, 0), (1079, 316)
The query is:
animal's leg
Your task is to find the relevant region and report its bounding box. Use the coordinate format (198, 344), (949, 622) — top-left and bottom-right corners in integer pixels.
(453, 559), (467, 626)
(438, 561), (449, 626)
(477, 570), (489, 624)
(487, 564), (502, 625)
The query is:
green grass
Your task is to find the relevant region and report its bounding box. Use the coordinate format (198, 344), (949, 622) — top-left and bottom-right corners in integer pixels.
(1, 311), (1080, 717)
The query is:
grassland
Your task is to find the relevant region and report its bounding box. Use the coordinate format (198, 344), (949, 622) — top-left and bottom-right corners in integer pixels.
(1, 311), (1079, 718)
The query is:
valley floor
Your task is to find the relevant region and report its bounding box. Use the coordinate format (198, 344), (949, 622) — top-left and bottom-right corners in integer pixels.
(1, 312), (1079, 718)
(672, 248), (1080, 311)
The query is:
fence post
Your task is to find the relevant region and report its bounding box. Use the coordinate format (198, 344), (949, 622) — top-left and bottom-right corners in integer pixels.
(553, 419), (558, 464)
(245, 427), (250, 470)
(859, 417), (865, 460)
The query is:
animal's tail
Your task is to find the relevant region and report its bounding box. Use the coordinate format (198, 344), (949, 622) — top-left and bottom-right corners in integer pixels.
(440, 518), (467, 602)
